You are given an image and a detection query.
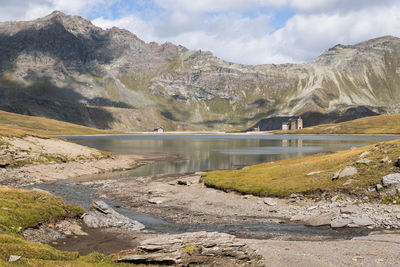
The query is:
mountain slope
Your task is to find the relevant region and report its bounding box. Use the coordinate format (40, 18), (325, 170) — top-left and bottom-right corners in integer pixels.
(1, 11), (400, 131)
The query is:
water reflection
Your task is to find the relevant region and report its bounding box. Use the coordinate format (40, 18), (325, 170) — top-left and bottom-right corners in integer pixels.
(66, 134), (398, 177)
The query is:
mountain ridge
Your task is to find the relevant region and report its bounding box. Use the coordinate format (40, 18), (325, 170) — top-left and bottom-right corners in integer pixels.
(0, 11), (399, 131)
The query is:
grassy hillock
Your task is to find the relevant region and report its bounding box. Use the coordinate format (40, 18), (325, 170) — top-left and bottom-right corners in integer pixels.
(201, 139), (400, 198)
(0, 187), (132, 266)
(275, 114), (400, 134)
(0, 110), (118, 137)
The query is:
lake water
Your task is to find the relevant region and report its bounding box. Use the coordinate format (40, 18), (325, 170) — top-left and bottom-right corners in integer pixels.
(65, 134), (398, 177)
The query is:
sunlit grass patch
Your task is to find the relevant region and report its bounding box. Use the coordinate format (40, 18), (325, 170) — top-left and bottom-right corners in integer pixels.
(201, 139), (400, 197)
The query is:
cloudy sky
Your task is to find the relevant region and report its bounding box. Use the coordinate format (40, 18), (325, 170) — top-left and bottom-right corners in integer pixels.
(0, 0), (399, 65)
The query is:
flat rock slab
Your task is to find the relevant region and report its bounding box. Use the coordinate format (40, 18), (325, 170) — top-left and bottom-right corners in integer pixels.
(382, 173), (400, 186)
(305, 213), (334, 227)
(83, 200), (145, 230)
(117, 231), (264, 266)
(348, 215), (374, 227)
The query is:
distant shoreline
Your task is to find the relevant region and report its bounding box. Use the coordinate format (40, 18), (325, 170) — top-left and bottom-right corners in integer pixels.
(56, 131), (400, 138)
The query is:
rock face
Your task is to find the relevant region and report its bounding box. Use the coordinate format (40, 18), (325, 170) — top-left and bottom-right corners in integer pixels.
(117, 232), (264, 266)
(382, 173), (400, 186)
(83, 200), (145, 230)
(1, 11), (400, 131)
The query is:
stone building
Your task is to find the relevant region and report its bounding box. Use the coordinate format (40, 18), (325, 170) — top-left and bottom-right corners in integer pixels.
(154, 127), (164, 133)
(282, 117), (303, 130)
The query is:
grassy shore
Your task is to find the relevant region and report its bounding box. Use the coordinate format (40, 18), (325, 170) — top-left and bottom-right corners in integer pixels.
(201, 139), (400, 198)
(275, 114), (400, 135)
(0, 110), (118, 137)
(0, 187), (134, 266)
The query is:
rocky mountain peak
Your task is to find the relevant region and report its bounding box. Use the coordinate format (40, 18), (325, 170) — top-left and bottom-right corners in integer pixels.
(1, 12), (400, 131)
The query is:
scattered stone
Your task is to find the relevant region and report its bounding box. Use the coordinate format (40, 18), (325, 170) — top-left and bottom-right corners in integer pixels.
(359, 151), (370, 158)
(306, 171), (322, 176)
(332, 171), (340, 180)
(340, 206), (358, 214)
(83, 200), (145, 230)
(148, 197), (168, 204)
(289, 194), (298, 198)
(117, 232), (264, 266)
(307, 206), (318, 210)
(331, 195), (340, 202)
(8, 255), (22, 262)
(263, 198), (277, 206)
(0, 155), (12, 167)
(382, 173), (400, 186)
(339, 167), (358, 178)
(356, 158), (371, 165)
(376, 184), (383, 191)
(396, 214), (400, 220)
(305, 213), (334, 227)
(330, 218), (352, 228)
(348, 215), (374, 227)
(381, 156), (391, 164)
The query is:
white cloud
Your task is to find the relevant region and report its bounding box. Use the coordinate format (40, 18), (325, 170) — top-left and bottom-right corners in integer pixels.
(0, 0), (116, 21)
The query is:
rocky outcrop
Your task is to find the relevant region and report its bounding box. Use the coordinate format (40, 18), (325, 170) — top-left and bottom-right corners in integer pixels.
(0, 12), (400, 131)
(116, 231), (264, 266)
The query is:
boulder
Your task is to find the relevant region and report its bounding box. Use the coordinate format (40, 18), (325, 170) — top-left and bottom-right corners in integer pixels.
(339, 167), (358, 178)
(83, 200), (145, 230)
(383, 173), (400, 186)
(8, 255), (21, 262)
(330, 218), (352, 228)
(305, 213), (335, 227)
(117, 232), (264, 266)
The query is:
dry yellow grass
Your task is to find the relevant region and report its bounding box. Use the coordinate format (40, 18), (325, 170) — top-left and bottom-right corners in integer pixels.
(201, 139), (400, 197)
(276, 114), (400, 135)
(0, 110), (118, 137)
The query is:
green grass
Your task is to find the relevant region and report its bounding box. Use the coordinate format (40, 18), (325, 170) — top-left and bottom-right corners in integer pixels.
(201, 139), (400, 197)
(275, 114), (400, 135)
(0, 187), (135, 266)
(0, 110), (119, 137)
